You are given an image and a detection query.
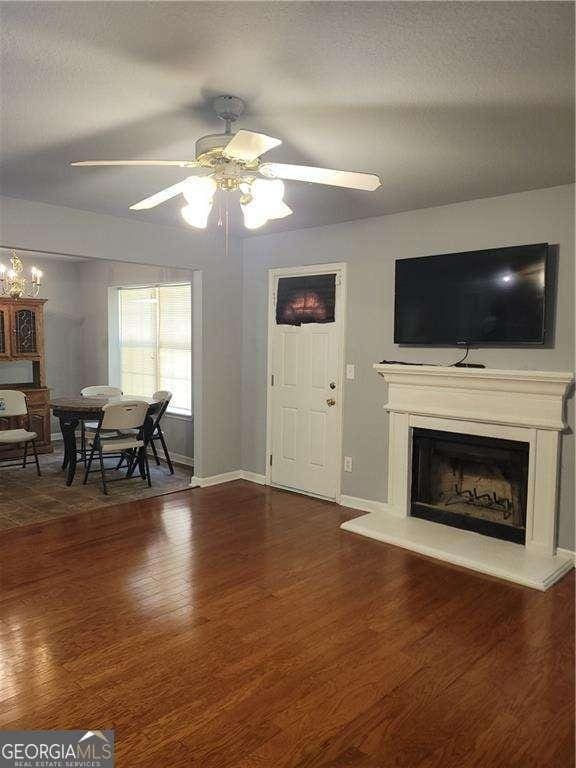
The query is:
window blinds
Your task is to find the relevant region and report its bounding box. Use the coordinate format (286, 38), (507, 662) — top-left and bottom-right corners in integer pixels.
(158, 284), (192, 415)
(118, 284), (192, 415)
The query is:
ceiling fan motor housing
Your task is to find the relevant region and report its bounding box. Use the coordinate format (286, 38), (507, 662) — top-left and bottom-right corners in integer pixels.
(195, 96), (248, 162)
(195, 132), (233, 160)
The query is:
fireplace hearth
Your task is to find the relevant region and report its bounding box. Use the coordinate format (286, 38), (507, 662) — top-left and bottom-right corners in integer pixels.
(411, 428), (529, 544)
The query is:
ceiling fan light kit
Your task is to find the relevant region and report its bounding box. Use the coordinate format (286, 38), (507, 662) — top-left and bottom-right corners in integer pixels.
(71, 95), (382, 231)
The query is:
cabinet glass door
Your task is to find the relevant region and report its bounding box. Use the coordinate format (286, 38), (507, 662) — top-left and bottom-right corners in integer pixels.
(11, 307), (38, 356)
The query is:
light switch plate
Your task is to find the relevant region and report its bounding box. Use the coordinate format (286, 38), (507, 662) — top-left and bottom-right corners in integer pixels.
(346, 364), (355, 380)
(344, 456), (353, 472)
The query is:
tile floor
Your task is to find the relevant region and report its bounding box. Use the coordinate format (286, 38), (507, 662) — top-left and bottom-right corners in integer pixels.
(0, 449), (192, 530)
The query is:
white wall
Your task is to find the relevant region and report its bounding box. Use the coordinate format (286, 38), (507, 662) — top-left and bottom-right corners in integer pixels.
(0, 196), (242, 477)
(241, 185), (575, 550)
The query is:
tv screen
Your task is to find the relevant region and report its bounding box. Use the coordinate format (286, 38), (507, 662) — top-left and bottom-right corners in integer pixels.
(394, 243), (548, 345)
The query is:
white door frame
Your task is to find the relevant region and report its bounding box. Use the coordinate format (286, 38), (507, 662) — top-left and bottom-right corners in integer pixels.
(265, 262), (347, 501)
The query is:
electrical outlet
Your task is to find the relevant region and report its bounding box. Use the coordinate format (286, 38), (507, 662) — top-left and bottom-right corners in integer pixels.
(346, 364), (355, 380)
(344, 456), (353, 472)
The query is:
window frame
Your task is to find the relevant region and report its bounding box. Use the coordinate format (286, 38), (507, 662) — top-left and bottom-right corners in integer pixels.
(109, 281), (193, 418)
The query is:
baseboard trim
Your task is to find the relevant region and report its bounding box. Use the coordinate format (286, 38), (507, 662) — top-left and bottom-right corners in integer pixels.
(153, 451), (194, 469)
(339, 494), (390, 515)
(189, 470), (267, 488)
(189, 470), (243, 488)
(241, 471), (266, 485)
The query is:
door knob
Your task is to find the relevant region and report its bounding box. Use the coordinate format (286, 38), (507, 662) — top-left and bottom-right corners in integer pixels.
(326, 398), (336, 407)
(329, 381), (336, 389)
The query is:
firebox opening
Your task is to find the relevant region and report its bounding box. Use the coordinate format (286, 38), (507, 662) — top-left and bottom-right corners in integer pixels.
(410, 428), (529, 544)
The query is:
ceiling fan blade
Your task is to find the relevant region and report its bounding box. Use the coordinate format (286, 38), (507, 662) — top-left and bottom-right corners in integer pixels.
(129, 176), (207, 210)
(224, 130), (282, 162)
(259, 163), (381, 191)
(71, 160), (200, 167)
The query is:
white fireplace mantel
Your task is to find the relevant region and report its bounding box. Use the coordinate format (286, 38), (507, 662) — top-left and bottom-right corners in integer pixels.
(374, 364), (571, 431)
(341, 364), (574, 590)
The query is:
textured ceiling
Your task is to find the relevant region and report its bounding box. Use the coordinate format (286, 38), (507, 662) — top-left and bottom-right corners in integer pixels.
(0, 1), (573, 237)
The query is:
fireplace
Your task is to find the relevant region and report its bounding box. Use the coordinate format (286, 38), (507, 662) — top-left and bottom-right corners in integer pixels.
(342, 365), (573, 590)
(411, 428), (529, 544)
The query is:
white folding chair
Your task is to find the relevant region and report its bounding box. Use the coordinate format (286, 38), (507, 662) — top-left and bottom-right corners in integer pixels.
(80, 385), (124, 460)
(81, 386), (123, 399)
(0, 390), (41, 476)
(148, 390), (175, 474)
(83, 400), (150, 494)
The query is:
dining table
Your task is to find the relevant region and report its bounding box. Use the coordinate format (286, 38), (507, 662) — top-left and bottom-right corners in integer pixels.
(50, 395), (160, 486)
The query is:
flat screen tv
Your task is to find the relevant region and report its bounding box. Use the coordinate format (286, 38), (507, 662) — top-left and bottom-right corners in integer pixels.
(394, 243), (548, 345)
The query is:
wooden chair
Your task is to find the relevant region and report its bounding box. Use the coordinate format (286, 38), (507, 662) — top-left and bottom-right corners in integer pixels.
(149, 390), (175, 474)
(83, 400), (150, 494)
(0, 390), (41, 476)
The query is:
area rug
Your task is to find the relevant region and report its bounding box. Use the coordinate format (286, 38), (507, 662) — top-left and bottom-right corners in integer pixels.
(0, 450), (192, 531)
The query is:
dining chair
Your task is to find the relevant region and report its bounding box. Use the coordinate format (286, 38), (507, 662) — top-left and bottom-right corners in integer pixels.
(115, 391), (175, 474)
(81, 385), (123, 398)
(149, 390), (175, 474)
(80, 385), (123, 460)
(83, 400), (150, 494)
(0, 390), (42, 476)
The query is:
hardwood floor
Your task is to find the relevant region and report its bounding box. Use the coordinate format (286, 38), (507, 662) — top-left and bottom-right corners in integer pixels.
(0, 481), (573, 767)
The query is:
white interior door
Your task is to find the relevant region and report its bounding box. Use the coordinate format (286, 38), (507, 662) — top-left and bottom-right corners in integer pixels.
(269, 269), (344, 499)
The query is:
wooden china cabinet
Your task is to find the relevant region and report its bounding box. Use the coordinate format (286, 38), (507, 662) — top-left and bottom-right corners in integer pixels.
(0, 298), (52, 456)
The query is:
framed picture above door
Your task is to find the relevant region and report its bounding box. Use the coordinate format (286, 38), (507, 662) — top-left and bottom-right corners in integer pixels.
(266, 263), (346, 501)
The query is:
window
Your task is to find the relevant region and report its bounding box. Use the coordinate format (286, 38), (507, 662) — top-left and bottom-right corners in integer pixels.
(118, 283), (192, 415)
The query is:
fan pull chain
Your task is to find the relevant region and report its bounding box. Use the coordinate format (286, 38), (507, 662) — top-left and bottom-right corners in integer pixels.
(225, 195), (230, 260)
(214, 188), (221, 228)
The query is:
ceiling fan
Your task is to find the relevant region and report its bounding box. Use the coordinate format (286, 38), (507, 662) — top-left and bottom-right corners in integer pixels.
(71, 95), (382, 230)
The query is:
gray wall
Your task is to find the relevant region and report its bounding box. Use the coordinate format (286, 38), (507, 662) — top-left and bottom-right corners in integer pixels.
(241, 184), (575, 550)
(0, 195), (242, 477)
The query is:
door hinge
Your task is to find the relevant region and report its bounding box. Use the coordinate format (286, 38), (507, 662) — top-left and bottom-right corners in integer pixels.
(271, 374), (275, 387)
(269, 454), (273, 467)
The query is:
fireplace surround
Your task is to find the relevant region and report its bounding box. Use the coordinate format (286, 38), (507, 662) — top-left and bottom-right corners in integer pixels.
(341, 364), (574, 590)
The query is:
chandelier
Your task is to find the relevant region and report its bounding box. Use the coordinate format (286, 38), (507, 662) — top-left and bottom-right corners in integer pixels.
(0, 251), (42, 298)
